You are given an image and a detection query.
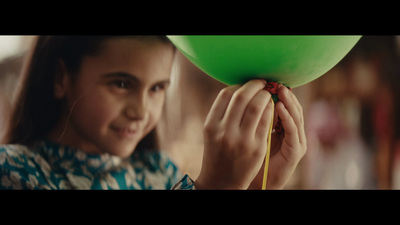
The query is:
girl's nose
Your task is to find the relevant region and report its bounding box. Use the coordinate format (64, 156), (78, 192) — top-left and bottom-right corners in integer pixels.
(125, 96), (146, 121)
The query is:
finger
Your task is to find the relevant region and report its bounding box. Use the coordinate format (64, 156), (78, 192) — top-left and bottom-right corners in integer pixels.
(255, 97), (274, 140)
(277, 86), (301, 129)
(205, 85), (241, 125)
(276, 101), (299, 147)
(288, 91), (307, 146)
(223, 79), (267, 128)
(240, 89), (272, 136)
(289, 90), (303, 124)
(273, 107), (279, 131)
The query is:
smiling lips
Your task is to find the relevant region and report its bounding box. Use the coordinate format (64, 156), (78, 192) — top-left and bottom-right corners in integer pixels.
(111, 125), (139, 139)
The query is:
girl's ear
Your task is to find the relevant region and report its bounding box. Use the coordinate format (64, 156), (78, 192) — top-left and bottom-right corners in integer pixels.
(54, 60), (70, 99)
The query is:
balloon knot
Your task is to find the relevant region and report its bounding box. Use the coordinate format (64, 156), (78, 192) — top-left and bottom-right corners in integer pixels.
(263, 81), (291, 103)
(263, 81), (291, 136)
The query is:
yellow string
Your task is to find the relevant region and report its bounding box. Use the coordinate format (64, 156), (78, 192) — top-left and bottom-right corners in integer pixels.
(262, 99), (274, 190)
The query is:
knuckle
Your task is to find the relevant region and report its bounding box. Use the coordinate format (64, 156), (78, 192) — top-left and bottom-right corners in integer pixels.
(285, 150), (299, 163)
(233, 92), (246, 104)
(247, 103), (263, 115)
(218, 89), (232, 99)
(298, 104), (303, 113)
(252, 147), (264, 159)
(220, 134), (234, 149)
(218, 86), (237, 100)
(237, 140), (251, 151)
(301, 143), (307, 156)
(203, 122), (215, 135)
(203, 121), (219, 138)
(259, 116), (270, 129)
(290, 146), (306, 163)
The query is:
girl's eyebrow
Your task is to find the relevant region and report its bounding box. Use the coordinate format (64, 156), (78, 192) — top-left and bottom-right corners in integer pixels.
(101, 72), (170, 86)
(101, 72), (139, 82)
(153, 79), (171, 86)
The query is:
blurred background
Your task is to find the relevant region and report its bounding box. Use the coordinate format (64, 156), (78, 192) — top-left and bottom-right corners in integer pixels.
(1, 35), (399, 189)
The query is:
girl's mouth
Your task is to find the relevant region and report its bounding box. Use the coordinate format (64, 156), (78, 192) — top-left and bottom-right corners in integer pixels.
(110, 125), (139, 139)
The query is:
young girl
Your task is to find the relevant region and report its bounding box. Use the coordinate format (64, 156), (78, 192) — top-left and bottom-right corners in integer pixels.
(0, 36), (306, 190)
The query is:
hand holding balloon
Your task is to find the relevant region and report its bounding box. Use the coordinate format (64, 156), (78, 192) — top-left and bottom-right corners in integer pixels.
(249, 85), (307, 189)
(195, 80), (307, 189)
(195, 79), (274, 189)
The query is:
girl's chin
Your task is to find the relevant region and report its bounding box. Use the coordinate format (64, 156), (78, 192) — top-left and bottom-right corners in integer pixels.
(108, 148), (136, 158)
(102, 142), (138, 158)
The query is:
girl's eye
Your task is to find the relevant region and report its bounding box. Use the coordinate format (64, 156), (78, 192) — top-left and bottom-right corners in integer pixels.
(112, 80), (128, 89)
(150, 82), (169, 93)
(151, 84), (166, 93)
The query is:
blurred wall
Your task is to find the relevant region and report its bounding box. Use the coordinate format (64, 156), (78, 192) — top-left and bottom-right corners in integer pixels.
(0, 36), (34, 142)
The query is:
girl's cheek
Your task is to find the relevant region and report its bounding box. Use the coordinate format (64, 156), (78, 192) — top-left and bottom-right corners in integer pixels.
(74, 93), (116, 130)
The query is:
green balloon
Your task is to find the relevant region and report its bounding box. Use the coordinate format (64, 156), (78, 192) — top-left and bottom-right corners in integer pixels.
(167, 35), (361, 88)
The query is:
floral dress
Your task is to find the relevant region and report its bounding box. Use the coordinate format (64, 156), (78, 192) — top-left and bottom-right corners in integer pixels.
(0, 139), (195, 190)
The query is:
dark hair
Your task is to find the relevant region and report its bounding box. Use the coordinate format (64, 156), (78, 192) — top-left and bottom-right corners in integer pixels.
(3, 35), (173, 151)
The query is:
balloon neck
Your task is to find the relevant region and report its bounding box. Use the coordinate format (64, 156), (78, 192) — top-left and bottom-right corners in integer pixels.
(263, 81), (291, 103)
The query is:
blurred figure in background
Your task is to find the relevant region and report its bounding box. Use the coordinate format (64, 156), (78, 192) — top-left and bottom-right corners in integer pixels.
(303, 36), (400, 189)
(303, 64), (375, 189)
(348, 36), (400, 189)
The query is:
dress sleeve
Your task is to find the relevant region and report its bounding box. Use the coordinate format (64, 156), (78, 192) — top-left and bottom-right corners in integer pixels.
(171, 174), (196, 190)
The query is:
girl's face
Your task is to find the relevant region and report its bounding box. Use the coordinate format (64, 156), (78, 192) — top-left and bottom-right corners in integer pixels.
(53, 38), (174, 158)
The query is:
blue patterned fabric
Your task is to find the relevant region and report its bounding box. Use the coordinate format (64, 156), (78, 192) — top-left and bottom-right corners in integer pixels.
(171, 174), (196, 190)
(0, 139), (186, 190)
